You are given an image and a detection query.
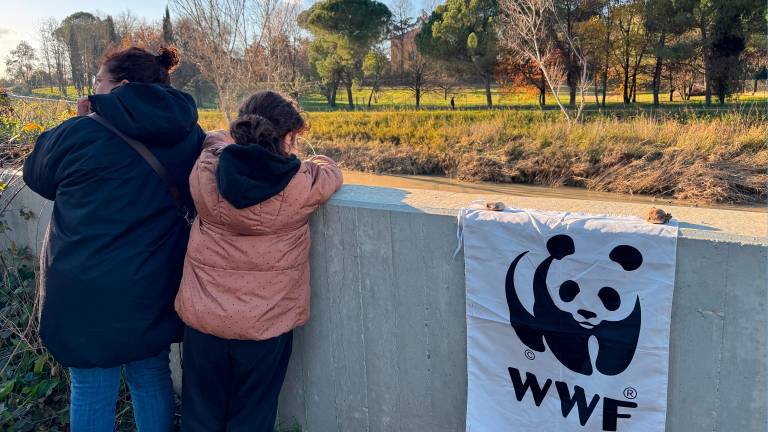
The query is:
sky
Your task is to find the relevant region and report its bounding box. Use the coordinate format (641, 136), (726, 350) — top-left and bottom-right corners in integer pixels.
(0, 0), (427, 77)
(1, 0), (166, 62)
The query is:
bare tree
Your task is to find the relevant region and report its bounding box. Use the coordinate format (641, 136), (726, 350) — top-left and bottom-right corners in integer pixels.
(5, 41), (38, 94)
(37, 20), (56, 92)
(171, 0), (254, 122)
(434, 69), (458, 101)
(389, 0), (417, 76)
(114, 10), (141, 41)
(421, 0), (440, 16)
(404, 56), (434, 109)
(50, 26), (70, 97)
(251, 0), (305, 92)
(171, 0), (301, 119)
(612, 1), (648, 104)
(496, 0), (590, 124)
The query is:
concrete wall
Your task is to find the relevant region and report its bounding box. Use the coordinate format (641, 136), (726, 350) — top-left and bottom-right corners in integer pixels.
(1, 175), (766, 432)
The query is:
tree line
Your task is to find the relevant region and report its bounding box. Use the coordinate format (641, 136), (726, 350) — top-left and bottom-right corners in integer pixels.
(3, 0), (766, 113)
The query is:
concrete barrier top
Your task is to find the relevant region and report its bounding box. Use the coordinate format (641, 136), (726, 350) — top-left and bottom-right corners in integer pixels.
(330, 184), (768, 245)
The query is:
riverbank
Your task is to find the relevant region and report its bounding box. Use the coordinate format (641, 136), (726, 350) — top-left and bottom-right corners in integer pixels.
(298, 110), (766, 205)
(4, 98), (767, 205)
(341, 171), (768, 213)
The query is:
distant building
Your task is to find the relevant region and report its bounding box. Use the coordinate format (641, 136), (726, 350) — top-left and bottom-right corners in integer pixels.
(390, 26), (422, 75)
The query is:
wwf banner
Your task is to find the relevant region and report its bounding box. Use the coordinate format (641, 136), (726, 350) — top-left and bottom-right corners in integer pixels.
(460, 206), (678, 432)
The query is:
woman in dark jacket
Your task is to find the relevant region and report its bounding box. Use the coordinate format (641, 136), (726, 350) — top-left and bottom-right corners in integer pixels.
(23, 46), (204, 432)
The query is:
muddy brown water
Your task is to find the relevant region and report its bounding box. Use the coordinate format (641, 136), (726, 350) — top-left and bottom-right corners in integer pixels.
(342, 170), (767, 213)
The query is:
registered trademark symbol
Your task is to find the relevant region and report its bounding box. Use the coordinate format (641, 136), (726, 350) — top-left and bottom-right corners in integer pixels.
(623, 387), (637, 400)
(524, 349), (536, 360)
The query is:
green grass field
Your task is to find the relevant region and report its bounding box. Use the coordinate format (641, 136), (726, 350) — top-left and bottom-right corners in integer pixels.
(31, 86), (79, 99)
(299, 86), (768, 111)
(30, 84), (768, 113)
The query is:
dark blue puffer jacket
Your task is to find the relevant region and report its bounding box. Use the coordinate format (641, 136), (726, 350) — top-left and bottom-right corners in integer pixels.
(23, 83), (204, 368)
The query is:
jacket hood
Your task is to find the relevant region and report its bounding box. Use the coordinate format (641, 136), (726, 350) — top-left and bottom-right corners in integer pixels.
(216, 143), (301, 209)
(89, 83), (198, 144)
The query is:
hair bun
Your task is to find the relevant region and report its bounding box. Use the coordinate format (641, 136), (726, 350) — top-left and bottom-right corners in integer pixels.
(230, 114), (280, 147)
(156, 46), (180, 72)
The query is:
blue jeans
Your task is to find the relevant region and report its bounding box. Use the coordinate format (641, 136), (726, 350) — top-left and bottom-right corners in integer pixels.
(69, 348), (175, 432)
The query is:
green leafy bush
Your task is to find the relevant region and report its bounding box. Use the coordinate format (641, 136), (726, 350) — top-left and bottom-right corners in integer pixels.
(0, 243), (69, 431)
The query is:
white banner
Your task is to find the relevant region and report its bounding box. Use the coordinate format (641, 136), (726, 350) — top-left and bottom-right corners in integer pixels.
(461, 206), (677, 432)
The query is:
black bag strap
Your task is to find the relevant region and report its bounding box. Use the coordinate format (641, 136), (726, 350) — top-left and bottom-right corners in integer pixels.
(88, 113), (194, 225)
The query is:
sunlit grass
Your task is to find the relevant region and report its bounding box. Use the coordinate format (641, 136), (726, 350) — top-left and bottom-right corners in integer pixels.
(299, 86), (768, 111)
(8, 96), (766, 204)
(29, 84), (768, 112)
(31, 86), (80, 99)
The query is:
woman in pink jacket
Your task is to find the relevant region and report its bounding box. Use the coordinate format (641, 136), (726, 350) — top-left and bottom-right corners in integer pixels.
(174, 91), (343, 431)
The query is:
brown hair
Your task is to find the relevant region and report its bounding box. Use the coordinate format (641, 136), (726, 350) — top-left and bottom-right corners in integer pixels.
(101, 46), (180, 85)
(229, 91), (307, 156)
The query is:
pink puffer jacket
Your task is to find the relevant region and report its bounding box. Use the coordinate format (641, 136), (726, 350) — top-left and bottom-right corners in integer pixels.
(174, 131), (343, 340)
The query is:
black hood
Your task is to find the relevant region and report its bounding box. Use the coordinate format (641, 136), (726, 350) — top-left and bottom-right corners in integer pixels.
(216, 143), (301, 209)
(89, 83), (199, 145)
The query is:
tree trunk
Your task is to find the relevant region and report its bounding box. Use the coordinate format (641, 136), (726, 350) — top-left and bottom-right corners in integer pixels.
(668, 71), (674, 102)
(541, 75), (546, 107)
(569, 83), (577, 108)
(629, 47), (644, 104)
(704, 64), (712, 105)
(652, 34), (665, 106)
(652, 60), (662, 106)
(330, 84), (337, 108)
(219, 95), (232, 123)
(623, 70), (630, 104)
(368, 86), (375, 108)
(717, 83), (726, 105)
(566, 63), (577, 107)
(601, 67), (608, 108)
(630, 71), (638, 103)
(701, 26), (712, 106)
(754, 79), (759, 94)
(415, 87), (421, 109)
(622, 56), (631, 104)
(594, 76), (600, 108)
(346, 83), (354, 109)
(484, 77), (493, 109)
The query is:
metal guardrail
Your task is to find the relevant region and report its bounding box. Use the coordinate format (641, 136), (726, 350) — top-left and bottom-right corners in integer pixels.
(8, 94), (77, 105)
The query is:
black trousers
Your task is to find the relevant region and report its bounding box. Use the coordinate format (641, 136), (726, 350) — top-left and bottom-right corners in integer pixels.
(181, 326), (293, 432)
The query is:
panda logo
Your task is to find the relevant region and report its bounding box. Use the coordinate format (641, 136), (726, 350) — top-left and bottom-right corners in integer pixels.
(505, 234), (643, 376)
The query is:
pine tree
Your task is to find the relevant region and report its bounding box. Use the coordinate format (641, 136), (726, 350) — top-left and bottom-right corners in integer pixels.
(162, 7), (174, 45)
(104, 16), (119, 45)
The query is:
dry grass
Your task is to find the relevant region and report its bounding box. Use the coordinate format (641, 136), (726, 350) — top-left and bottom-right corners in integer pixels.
(299, 110), (767, 204)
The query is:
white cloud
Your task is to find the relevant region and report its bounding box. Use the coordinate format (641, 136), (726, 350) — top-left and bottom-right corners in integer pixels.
(0, 27), (15, 38)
